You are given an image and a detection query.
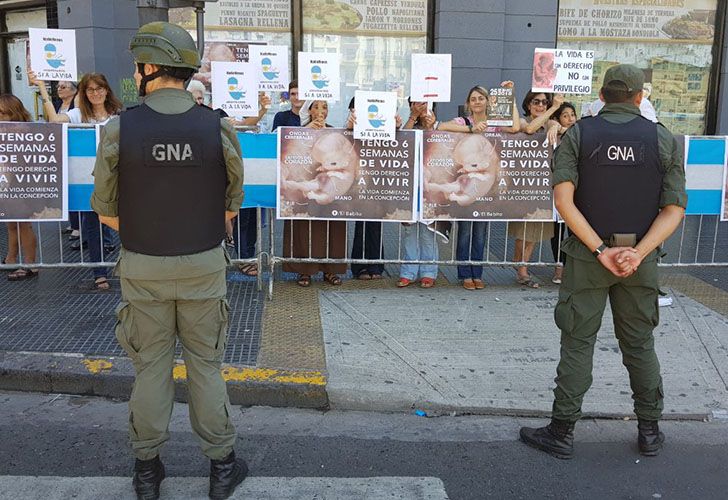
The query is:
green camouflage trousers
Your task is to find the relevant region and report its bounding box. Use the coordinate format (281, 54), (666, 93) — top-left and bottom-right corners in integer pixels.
(115, 269), (236, 460)
(552, 237), (664, 422)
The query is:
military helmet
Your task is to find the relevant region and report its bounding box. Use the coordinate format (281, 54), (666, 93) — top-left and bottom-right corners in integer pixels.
(129, 22), (200, 70)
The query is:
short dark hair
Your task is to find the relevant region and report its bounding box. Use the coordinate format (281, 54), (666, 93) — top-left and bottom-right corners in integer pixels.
(289, 80), (298, 91)
(555, 102), (576, 120)
(600, 82), (640, 104)
(521, 91), (552, 116)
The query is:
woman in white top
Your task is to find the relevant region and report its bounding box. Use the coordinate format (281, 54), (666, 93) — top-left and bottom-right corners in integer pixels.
(29, 71), (123, 289)
(30, 71), (122, 125)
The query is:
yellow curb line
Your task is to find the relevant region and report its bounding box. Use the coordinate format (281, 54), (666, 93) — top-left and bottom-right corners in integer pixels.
(80, 358), (326, 387)
(173, 364), (326, 386)
(82, 359), (114, 374)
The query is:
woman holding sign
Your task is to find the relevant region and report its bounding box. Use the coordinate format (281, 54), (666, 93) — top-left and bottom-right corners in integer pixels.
(30, 71), (123, 290)
(1, 95), (39, 281)
(282, 100), (348, 287)
(507, 92), (562, 288)
(438, 84), (520, 290)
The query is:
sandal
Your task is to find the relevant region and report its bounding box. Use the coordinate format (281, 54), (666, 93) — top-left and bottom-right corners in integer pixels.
(238, 263), (258, 277)
(516, 275), (540, 288)
(7, 268), (38, 281)
(370, 273), (383, 280)
(420, 277), (435, 288)
(397, 277), (412, 288)
(297, 274), (311, 287)
(324, 273), (342, 286)
(357, 271), (372, 281)
(94, 277), (111, 291)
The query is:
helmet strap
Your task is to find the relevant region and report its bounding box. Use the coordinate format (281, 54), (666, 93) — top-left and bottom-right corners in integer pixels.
(137, 63), (166, 97)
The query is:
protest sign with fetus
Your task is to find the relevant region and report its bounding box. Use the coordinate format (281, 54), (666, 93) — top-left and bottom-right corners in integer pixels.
(278, 127), (359, 219)
(424, 133), (500, 209)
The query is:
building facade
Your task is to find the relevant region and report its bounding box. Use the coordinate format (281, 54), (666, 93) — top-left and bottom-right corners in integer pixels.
(0, 0), (725, 135)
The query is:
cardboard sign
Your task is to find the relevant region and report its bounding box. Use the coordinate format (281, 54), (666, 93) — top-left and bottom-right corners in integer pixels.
(278, 127), (418, 221)
(532, 48), (594, 94)
(211, 61), (258, 118)
(422, 130), (553, 221)
(353, 91), (397, 141)
(487, 87), (514, 127)
(410, 54), (451, 103)
(298, 52), (340, 102)
(249, 45), (289, 92)
(0, 122), (68, 221)
(28, 28), (78, 81)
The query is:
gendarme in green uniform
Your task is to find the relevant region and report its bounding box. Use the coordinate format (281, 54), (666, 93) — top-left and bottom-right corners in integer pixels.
(519, 64), (687, 460)
(92, 86), (244, 462)
(92, 21), (247, 500)
(550, 102), (687, 422)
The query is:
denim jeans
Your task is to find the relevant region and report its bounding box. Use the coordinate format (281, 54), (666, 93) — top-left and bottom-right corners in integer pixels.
(82, 211), (114, 279)
(231, 208), (260, 259)
(456, 221), (488, 280)
(399, 223), (438, 280)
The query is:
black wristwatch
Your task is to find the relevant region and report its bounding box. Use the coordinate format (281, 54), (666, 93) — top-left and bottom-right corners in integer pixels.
(592, 243), (607, 258)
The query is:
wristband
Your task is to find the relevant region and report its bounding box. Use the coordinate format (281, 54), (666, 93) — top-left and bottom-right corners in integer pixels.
(592, 243), (607, 258)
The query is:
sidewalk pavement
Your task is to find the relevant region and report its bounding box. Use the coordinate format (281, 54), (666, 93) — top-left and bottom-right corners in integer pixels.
(1, 265), (728, 420)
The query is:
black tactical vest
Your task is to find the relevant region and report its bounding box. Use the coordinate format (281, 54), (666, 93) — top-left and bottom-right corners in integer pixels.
(118, 104), (227, 256)
(575, 115), (664, 240)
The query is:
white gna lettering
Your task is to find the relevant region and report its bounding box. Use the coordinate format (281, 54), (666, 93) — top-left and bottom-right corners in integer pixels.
(607, 145), (635, 162)
(152, 143), (193, 161)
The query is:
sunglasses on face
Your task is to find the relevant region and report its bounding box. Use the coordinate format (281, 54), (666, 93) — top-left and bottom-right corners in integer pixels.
(531, 99), (549, 106)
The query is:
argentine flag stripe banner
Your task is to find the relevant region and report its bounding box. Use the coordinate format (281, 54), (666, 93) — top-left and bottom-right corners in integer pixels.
(60, 131), (728, 216)
(684, 136), (726, 216)
(68, 129), (278, 211)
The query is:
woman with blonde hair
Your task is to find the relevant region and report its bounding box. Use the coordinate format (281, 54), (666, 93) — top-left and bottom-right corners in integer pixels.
(29, 71), (123, 289)
(0, 94), (38, 280)
(438, 83), (520, 290)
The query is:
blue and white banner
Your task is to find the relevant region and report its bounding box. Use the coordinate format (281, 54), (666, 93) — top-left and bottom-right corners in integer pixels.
(60, 131), (728, 217)
(684, 136), (726, 216)
(68, 130), (277, 211)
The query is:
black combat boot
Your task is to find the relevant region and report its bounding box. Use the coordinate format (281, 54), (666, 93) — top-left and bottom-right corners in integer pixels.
(638, 419), (665, 456)
(209, 451), (248, 500)
(519, 419), (575, 459)
(132, 455), (165, 500)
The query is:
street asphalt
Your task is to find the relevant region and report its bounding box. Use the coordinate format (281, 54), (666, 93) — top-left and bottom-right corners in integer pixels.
(1, 392), (727, 499)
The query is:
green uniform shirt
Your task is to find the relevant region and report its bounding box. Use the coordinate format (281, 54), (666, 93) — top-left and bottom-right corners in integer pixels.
(90, 87), (244, 279)
(553, 102), (687, 210)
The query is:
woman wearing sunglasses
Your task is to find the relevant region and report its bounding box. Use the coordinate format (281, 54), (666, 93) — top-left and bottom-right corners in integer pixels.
(507, 92), (563, 288)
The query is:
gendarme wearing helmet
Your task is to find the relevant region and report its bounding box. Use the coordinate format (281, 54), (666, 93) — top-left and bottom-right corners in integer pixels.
(90, 21), (246, 500)
(129, 21), (201, 96)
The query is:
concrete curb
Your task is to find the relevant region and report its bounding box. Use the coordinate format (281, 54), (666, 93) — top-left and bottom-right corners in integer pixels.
(0, 351), (329, 409)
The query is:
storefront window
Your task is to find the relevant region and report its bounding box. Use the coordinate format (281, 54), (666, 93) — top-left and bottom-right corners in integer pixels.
(557, 0), (719, 135)
(302, 0), (428, 125)
(170, 1), (293, 129)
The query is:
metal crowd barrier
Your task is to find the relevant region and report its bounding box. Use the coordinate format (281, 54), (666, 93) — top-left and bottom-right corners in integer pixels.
(2, 125), (727, 300)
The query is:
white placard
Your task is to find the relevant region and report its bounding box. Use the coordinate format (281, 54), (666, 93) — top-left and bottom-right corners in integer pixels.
(249, 45), (289, 92)
(28, 28), (78, 81)
(211, 61), (258, 118)
(410, 54), (451, 103)
(532, 48), (594, 94)
(353, 91), (397, 141)
(298, 52), (340, 102)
